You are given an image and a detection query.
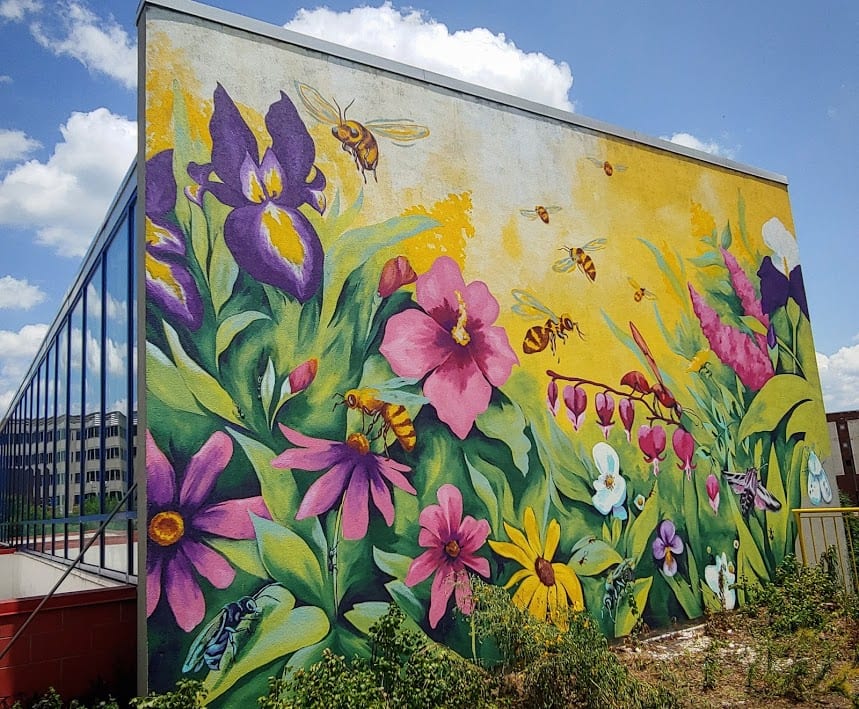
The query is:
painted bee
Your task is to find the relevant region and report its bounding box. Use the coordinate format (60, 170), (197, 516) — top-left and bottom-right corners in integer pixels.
(520, 205), (561, 223)
(587, 157), (628, 176)
(552, 238), (607, 283)
(511, 289), (584, 356)
(295, 82), (429, 183)
(337, 387), (417, 452)
(629, 277), (656, 302)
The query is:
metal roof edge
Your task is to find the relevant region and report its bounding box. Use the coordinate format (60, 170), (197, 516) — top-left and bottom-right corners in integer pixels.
(137, 0), (788, 186)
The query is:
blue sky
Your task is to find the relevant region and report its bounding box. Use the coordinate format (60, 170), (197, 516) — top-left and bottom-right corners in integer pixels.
(0, 0), (857, 414)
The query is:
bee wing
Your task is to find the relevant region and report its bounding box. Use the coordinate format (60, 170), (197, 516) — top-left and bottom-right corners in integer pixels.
(614, 164), (628, 172)
(582, 238), (608, 252)
(593, 441), (620, 477)
(643, 290), (657, 300)
(364, 120), (430, 143)
(371, 380), (430, 408)
(545, 206), (562, 214)
(587, 157), (604, 167)
(182, 609), (227, 674)
(294, 82), (340, 125)
(520, 209), (539, 219)
(510, 289), (557, 321)
(552, 256), (577, 273)
(628, 277), (641, 289)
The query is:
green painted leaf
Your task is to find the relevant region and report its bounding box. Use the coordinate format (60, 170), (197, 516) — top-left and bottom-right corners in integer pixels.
(464, 454), (515, 536)
(465, 456), (502, 534)
(615, 576), (653, 637)
(385, 580), (426, 624)
(145, 342), (205, 416)
(568, 538), (623, 577)
(204, 586), (329, 703)
(209, 226), (239, 315)
(163, 321), (244, 426)
(475, 398), (532, 476)
(662, 570), (702, 619)
(737, 374), (816, 440)
(724, 492), (770, 580)
(625, 484), (659, 565)
(215, 311), (270, 363)
(254, 514), (324, 605)
(205, 538), (268, 579)
(260, 358), (275, 419)
(739, 315), (768, 336)
(373, 547), (412, 580)
(344, 601), (391, 636)
(786, 399), (827, 451)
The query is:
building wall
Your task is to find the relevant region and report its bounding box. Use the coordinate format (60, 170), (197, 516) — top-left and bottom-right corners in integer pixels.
(141, 3), (833, 703)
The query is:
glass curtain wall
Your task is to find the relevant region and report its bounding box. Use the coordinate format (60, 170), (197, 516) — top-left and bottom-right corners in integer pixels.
(0, 176), (137, 581)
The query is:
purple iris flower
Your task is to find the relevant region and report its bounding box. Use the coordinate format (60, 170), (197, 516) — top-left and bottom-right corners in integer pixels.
(145, 149), (203, 330)
(189, 84), (327, 303)
(757, 256), (809, 320)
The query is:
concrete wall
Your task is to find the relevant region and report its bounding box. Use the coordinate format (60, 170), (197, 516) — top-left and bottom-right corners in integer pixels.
(141, 2), (833, 704)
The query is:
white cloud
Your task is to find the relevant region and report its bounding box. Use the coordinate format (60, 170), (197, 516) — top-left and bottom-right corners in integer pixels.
(284, 3), (574, 111)
(29, 1), (136, 89)
(0, 0), (41, 21)
(661, 132), (736, 160)
(0, 275), (46, 309)
(0, 322), (49, 417)
(0, 75), (11, 84)
(0, 108), (136, 257)
(0, 128), (41, 163)
(817, 346), (859, 411)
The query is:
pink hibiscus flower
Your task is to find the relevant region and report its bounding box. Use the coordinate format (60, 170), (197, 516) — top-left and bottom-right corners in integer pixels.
(405, 484), (491, 628)
(146, 430), (270, 632)
(380, 256), (518, 439)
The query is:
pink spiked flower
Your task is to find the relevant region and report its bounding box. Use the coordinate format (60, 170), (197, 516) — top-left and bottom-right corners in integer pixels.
(672, 428), (696, 479)
(638, 425), (666, 476)
(595, 392), (615, 439)
(564, 385), (587, 431)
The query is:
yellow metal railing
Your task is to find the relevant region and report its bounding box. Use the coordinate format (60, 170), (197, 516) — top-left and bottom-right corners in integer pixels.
(793, 507), (859, 592)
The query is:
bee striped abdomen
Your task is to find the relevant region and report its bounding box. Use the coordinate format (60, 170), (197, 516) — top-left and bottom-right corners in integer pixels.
(381, 403), (416, 451)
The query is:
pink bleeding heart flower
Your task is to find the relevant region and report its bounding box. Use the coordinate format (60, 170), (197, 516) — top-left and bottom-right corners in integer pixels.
(706, 474), (720, 514)
(619, 398), (635, 442)
(547, 379), (560, 415)
(638, 424), (666, 476)
(563, 385), (587, 431)
(595, 391), (615, 439)
(672, 428), (696, 479)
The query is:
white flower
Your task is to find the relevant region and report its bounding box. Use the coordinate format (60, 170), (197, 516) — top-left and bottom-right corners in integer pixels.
(806, 450), (832, 506)
(591, 442), (627, 520)
(704, 552), (736, 610)
(762, 217), (798, 275)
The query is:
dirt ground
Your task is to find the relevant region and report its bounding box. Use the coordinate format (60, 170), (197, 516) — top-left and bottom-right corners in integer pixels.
(614, 614), (859, 707)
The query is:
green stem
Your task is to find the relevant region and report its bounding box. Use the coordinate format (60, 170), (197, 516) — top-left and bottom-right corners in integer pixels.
(330, 502), (344, 610)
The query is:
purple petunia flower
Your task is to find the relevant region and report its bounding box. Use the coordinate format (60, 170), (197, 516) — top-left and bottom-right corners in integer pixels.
(271, 424), (416, 540)
(652, 519), (684, 577)
(145, 150), (203, 330)
(188, 84), (327, 303)
(146, 430), (270, 632)
(405, 484), (490, 628)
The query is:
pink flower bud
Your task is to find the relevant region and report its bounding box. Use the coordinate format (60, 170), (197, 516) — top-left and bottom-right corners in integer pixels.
(378, 256), (417, 298)
(288, 358), (318, 395)
(547, 380), (559, 415)
(706, 474), (720, 514)
(563, 385), (587, 431)
(672, 428), (696, 479)
(595, 391), (615, 439)
(619, 398), (635, 442)
(638, 424), (666, 476)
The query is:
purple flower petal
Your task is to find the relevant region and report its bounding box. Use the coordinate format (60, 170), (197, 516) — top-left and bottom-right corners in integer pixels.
(179, 431), (233, 510)
(146, 150), (177, 218)
(470, 324), (519, 387)
(191, 496), (270, 539)
(164, 546), (205, 632)
(462, 278), (500, 328)
(457, 516), (491, 555)
(461, 554), (490, 577)
(405, 547), (446, 587)
(182, 538), (235, 590)
(342, 466), (370, 540)
(295, 461), (352, 520)
(209, 84), (260, 194)
(415, 256), (467, 320)
(145, 253), (204, 332)
(428, 565), (457, 628)
(380, 309), (451, 380)
(146, 431), (176, 508)
(369, 470), (395, 526)
(375, 457), (416, 494)
(146, 551), (163, 617)
(424, 354), (492, 439)
(437, 484), (463, 536)
(266, 90), (320, 203)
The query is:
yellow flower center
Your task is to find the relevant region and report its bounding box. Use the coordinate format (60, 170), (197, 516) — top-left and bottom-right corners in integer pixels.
(444, 540), (461, 559)
(346, 432), (370, 455)
(534, 557), (556, 587)
(664, 548), (673, 568)
(450, 290), (471, 346)
(148, 511), (185, 547)
(604, 474), (615, 490)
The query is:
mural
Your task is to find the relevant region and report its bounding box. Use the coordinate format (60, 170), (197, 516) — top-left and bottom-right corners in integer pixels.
(143, 8), (831, 705)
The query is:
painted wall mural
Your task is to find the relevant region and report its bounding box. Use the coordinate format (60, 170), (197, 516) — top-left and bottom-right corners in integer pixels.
(143, 7), (832, 704)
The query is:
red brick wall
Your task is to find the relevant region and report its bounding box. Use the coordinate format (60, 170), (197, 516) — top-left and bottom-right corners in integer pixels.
(0, 583), (136, 703)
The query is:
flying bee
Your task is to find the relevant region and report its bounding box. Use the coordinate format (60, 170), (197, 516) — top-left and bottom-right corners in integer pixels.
(552, 238), (607, 283)
(295, 82), (430, 183)
(336, 387), (417, 452)
(587, 157), (628, 176)
(511, 289), (584, 356)
(628, 277), (657, 302)
(520, 205), (561, 224)
(182, 584), (279, 674)
(603, 559), (635, 619)
(722, 467), (782, 519)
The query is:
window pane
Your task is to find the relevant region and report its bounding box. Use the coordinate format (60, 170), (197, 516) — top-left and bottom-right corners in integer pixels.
(83, 264), (104, 568)
(69, 297), (84, 559)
